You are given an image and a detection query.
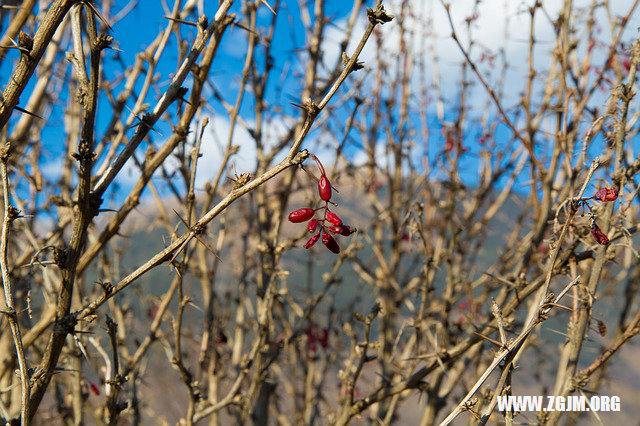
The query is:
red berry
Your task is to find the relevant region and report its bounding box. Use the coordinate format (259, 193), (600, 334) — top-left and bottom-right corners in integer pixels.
(305, 232), (321, 249)
(327, 225), (342, 234)
(289, 208), (315, 223)
(90, 383), (100, 396)
(306, 326), (318, 352)
(326, 211), (342, 226)
(307, 219), (319, 232)
(591, 223), (609, 246)
(318, 328), (329, 349)
(322, 232), (340, 254)
(318, 175), (332, 201)
(593, 187), (618, 202)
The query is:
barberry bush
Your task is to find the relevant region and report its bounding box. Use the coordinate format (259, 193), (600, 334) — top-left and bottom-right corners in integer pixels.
(0, 1), (640, 425)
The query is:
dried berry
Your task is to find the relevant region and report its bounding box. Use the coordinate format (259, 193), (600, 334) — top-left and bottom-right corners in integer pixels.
(593, 187), (618, 202)
(305, 232), (321, 249)
(318, 175), (332, 201)
(322, 232), (340, 253)
(591, 223), (609, 246)
(338, 225), (356, 236)
(289, 208), (315, 223)
(597, 319), (607, 336)
(307, 219), (319, 232)
(326, 211), (342, 226)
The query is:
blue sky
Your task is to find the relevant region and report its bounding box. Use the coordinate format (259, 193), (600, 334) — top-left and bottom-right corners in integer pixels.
(1, 0), (639, 212)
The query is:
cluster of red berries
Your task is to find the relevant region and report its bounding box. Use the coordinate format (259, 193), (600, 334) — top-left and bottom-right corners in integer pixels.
(288, 155), (355, 254)
(305, 324), (329, 353)
(581, 187), (619, 246)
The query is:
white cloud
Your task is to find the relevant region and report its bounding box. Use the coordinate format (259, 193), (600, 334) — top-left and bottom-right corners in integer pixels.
(110, 112), (295, 196)
(42, 0), (640, 201)
(322, 0), (637, 116)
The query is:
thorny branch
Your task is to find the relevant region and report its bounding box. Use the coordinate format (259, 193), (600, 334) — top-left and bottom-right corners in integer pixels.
(0, 0), (640, 425)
